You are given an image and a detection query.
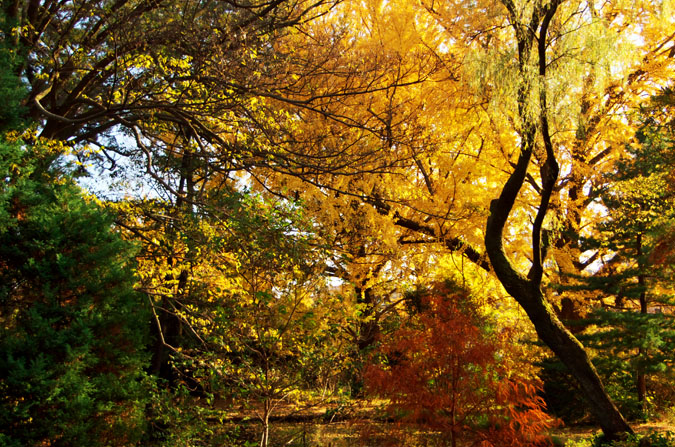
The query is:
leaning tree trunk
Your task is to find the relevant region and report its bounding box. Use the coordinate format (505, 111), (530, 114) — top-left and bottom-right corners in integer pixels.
(484, 136), (633, 439)
(485, 0), (633, 440)
(484, 241), (634, 439)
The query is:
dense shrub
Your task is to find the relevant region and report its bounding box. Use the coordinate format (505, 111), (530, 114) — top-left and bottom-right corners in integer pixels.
(364, 283), (555, 447)
(0, 137), (151, 447)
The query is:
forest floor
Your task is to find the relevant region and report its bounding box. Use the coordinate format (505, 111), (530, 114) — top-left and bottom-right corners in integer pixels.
(215, 397), (675, 446)
(233, 419), (675, 447)
(550, 417), (675, 445)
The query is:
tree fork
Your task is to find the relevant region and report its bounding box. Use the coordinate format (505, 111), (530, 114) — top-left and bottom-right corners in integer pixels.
(484, 0), (633, 439)
(484, 140), (633, 439)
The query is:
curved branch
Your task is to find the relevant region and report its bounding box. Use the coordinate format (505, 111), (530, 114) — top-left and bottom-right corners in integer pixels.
(393, 213), (491, 272)
(34, 85), (84, 124)
(530, 0), (561, 283)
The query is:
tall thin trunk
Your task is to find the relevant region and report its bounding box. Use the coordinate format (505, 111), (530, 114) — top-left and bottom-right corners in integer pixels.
(637, 233), (648, 411)
(150, 144), (195, 382)
(450, 358), (458, 447)
(355, 286), (380, 351)
(260, 400), (271, 447)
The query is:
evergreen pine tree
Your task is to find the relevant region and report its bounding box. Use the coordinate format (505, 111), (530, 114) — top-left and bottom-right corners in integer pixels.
(0, 38), (151, 444)
(576, 115), (675, 418)
(0, 135), (151, 447)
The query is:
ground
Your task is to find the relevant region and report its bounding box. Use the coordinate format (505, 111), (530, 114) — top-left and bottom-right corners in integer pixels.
(214, 397), (675, 446)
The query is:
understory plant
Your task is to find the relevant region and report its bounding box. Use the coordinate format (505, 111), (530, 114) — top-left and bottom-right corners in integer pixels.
(364, 282), (555, 447)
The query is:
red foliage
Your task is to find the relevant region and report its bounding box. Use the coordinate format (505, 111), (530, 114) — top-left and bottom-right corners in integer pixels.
(364, 284), (554, 447)
(651, 232), (675, 266)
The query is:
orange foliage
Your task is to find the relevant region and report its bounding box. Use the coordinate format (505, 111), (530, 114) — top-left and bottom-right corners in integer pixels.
(651, 232), (675, 267)
(364, 284), (555, 447)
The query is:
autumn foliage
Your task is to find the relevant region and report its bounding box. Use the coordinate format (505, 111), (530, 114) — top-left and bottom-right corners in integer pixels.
(364, 284), (554, 447)
(4, 0), (675, 443)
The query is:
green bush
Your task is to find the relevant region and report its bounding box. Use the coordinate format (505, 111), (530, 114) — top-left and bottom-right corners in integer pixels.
(0, 137), (151, 446)
(590, 431), (675, 447)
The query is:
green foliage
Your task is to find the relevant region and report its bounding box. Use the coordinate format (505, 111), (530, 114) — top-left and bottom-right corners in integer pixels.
(116, 183), (348, 446)
(143, 383), (243, 447)
(196, 194), (345, 446)
(537, 356), (590, 424)
(642, 431), (675, 447)
(590, 431), (675, 447)
(0, 12), (26, 132)
(568, 117), (675, 419)
(0, 136), (151, 447)
(562, 431), (675, 447)
(582, 311), (675, 419)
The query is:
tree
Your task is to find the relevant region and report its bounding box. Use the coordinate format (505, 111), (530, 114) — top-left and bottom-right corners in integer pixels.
(480, 0), (637, 438)
(9, 0), (675, 440)
(257, 0), (675, 438)
(328, 0), (673, 439)
(0, 134), (150, 447)
(365, 282), (553, 447)
(574, 112), (675, 417)
(213, 264), (345, 447)
(240, 0), (675, 438)
(5, 0), (428, 387)
(201, 196), (346, 447)
(253, 0), (673, 437)
(113, 185), (350, 446)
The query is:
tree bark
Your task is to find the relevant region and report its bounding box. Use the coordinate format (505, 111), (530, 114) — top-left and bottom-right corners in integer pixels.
(637, 233), (648, 411)
(485, 158), (633, 439)
(355, 286), (380, 351)
(483, 1), (633, 440)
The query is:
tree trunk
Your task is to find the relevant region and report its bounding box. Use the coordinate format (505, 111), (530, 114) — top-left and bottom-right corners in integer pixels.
(487, 208), (633, 439)
(260, 400), (271, 447)
(484, 1), (633, 440)
(536, 305), (632, 439)
(355, 286), (380, 351)
(637, 370), (647, 412)
(149, 145), (195, 382)
(484, 145), (633, 442)
(637, 234), (648, 411)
